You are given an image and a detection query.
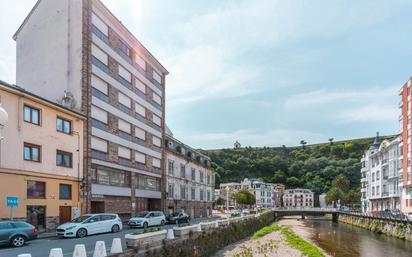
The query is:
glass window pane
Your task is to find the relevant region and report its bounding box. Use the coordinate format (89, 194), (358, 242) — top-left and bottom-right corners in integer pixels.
(57, 118), (63, 131)
(56, 153), (62, 165)
(32, 109), (39, 124)
(63, 155), (70, 166)
(24, 146), (31, 160)
(97, 169), (110, 185)
(59, 184), (71, 199)
(63, 121), (71, 133)
(24, 106), (31, 122)
(32, 147), (39, 161)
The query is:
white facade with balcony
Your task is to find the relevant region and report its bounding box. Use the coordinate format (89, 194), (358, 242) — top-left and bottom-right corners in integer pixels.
(361, 134), (402, 213)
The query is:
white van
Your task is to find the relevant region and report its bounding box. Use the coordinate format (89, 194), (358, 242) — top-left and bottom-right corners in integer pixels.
(128, 211), (166, 228)
(56, 213), (122, 238)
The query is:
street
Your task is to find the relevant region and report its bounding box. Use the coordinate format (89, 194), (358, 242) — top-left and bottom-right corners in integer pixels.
(0, 219), (214, 257)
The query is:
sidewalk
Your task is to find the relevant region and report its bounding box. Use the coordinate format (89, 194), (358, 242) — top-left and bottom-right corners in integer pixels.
(37, 231), (57, 239)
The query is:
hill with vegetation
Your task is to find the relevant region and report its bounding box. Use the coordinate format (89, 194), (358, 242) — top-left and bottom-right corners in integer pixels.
(205, 135), (396, 205)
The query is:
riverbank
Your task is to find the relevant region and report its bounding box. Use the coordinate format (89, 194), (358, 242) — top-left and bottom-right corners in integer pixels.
(212, 218), (328, 257)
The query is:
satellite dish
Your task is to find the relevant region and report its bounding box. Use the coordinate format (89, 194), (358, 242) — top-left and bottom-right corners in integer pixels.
(0, 104), (8, 127)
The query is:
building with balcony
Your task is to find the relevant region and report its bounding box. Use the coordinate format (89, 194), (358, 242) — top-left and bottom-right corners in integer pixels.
(0, 80), (85, 231)
(219, 178), (277, 209)
(360, 133), (401, 213)
(283, 189), (314, 208)
(164, 128), (214, 218)
(13, 0), (168, 220)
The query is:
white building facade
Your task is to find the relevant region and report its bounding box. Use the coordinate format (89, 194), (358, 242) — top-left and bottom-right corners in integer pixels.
(283, 189), (314, 208)
(361, 134), (402, 213)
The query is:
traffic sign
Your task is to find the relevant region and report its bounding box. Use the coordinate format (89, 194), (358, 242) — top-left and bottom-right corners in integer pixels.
(6, 196), (18, 207)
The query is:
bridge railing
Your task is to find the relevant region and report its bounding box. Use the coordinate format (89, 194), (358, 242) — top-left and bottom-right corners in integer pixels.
(273, 207), (338, 212)
(338, 211), (412, 223)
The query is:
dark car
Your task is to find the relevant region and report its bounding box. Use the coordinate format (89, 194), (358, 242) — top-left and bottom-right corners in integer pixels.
(166, 212), (190, 224)
(0, 221), (38, 247)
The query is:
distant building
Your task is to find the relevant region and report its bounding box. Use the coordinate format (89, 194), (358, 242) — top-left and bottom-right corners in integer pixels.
(234, 141), (241, 149)
(283, 189), (314, 208)
(272, 183), (286, 207)
(219, 182), (241, 209)
(319, 194), (327, 208)
(361, 133), (401, 213)
(165, 129), (215, 218)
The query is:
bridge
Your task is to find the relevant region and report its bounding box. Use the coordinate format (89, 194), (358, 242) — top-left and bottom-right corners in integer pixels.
(272, 207), (340, 221)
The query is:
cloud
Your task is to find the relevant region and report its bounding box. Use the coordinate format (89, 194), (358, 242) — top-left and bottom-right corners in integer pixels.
(338, 104), (399, 123)
(179, 128), (326, 149)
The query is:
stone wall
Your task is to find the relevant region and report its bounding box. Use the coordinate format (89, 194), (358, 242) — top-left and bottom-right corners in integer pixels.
(339, 213), (412, 241)
(109, 211), (275, 257)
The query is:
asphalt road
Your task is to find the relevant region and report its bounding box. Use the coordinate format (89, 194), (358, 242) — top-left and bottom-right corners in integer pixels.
(0, 218), (215, 257)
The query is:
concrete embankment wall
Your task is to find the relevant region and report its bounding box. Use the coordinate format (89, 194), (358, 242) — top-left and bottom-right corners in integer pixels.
(339, 214), (412, 241)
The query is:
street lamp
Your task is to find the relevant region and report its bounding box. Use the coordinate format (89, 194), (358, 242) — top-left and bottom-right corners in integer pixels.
(226, 186), (229, 212)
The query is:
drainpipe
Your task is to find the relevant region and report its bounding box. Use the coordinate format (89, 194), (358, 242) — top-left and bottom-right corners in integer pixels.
(72, 131), (81, 208)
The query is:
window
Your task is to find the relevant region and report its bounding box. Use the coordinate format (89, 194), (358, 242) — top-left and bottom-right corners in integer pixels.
(118, 146), (131, 159)
(200, 171), (204, 183)
(91, 136), (108, 152)
(153, 93), (161, 105)
(152, 158), (161, 168)
(92, 44), (108, 65)
(92, 75), (108, 95)
(135, 127), (146, 140)
(118, 40), (131, 57)
(118, 65), (132, 82)
(56, 150), (72, 168)
(135, 103), (146, 117)
(118, 92), (131, 108)
(94, 168), (130, 187)
(27, 181), (45, 198)
(91, 105), (108, 124)
(168, 160), (174, 175)
(57, 117), (71, 134)
(153, 114), (161, 126)
(207, 175), (210, 185)
(92, 13), (108, 36)
(23, 105), (40, 125)
(180, 185), (186, 200)
(200, 189), (204, 201)
(180, 164), (185, 178)
(59, 184), (72, 200)
(24, 143), (41, 162)
(136, 174), (160, 191)
(152, 136), (161, 147)
(207, 191), (210, 201)
(135, 151), (146, 164)
(136, 55), (146, 70)
(168, 184), (174, 198)
(191, 168), (196, 180)
(136, 79), (146, 93)
(153, 70), (161, 83)
(118, 119), (131, 134)
(191, 188), (196, 200)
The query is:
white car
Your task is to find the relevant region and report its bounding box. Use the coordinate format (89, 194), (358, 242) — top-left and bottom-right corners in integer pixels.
(242, 209), (250, 215)
(128, 211), (166, 228)
(56, 213), (122, 238)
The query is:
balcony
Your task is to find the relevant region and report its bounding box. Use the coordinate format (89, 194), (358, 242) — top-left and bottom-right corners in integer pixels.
(382, 191), (389, 197)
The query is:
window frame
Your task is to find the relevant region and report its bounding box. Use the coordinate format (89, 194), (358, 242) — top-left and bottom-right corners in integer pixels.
(27, 180), (46, 199)
(23, 142), (41, 162)
(56, 150), (73, 168)
(56, 116), (72, 135)
(23, 104), (41, 125)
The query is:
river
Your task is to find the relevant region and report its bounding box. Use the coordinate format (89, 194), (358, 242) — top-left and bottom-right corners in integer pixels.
(301, 218), (412, 257)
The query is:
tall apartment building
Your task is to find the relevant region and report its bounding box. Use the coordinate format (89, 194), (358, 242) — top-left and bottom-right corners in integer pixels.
(283, 189), (314, 208)
(399, 78), (412, 213)
(164, 129), (215, 218)
(14, 0), (168, 220)
(360, 134), (401, 213)
(0, 80), (85, 231)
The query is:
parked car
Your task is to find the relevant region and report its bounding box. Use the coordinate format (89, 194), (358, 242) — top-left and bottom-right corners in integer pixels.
(339, 206), (350, 212)
(56, 213), (122, 238)
(242, 209), (250, 215)
(407, 213), (412, 220)
(0, 221), (38, 247)
(166, 212), (190, 224)
(128, 211), (166, 228)
(230, 210), (241, 217)
(380, 209), (406, 219)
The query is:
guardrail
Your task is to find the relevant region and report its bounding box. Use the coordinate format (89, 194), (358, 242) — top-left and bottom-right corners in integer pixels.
(340, 211), (412, 223)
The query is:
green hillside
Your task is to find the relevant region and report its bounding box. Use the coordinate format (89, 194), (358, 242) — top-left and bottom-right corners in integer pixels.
(204, 135), (396, 204)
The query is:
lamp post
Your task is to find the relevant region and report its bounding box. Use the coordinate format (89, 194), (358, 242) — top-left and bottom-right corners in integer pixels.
(226, 186), (229, 212)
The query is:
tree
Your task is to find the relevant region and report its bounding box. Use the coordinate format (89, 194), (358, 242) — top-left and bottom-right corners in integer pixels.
(215, 197), (225, 206)
(332, 175), (350, 193)
(325, 187), (342, 207)
(233, 189), (256, 207)
(300, 140), (307, 149)
(328, 138), (334, 145)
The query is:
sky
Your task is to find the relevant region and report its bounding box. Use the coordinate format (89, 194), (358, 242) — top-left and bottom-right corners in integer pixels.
(0, 0), (411, 149)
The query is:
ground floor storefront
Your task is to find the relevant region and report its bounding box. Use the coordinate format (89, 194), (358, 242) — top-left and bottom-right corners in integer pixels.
(164, 199), (213, 218)
(0, 169), (81, 231)
(369, 197), (400, 212)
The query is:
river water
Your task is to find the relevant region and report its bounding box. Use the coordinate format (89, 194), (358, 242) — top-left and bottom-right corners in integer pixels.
(302, 218), (412, 257)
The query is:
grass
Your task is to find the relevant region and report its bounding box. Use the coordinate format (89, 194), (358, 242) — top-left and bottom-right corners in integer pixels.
(280, 226), (324, 257)
(251, 224), (281, 239)
(251, 224), (324, 257)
